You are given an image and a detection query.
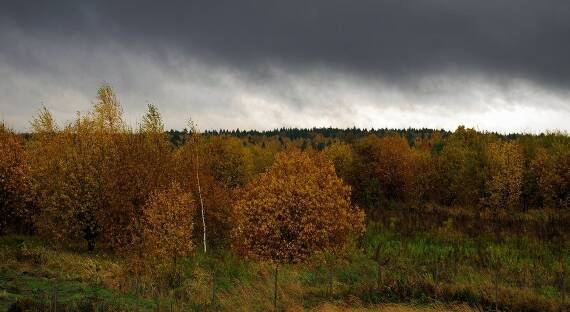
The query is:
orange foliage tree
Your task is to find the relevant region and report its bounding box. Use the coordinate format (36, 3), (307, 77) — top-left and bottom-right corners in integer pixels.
(0, 123), (32, 234)
(352, 135), (415, 214)
(232, 149), (365, 264)
(175, 126), (233, 250)
(29, 94), (121, 250)
(66, 85), (127, 252)
(142, 182), (196, 263)
(102, 103), (174, 253)
(232, 149), (364, 309)
(28, 86), (176, 252)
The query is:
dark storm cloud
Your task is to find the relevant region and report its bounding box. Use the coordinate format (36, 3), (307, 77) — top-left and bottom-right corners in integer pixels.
(2, 0), (570, 87)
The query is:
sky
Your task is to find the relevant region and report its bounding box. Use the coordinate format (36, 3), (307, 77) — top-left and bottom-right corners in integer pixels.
(1, 0), (570, 133)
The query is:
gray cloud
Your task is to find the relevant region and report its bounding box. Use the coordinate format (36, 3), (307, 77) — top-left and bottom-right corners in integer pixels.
(4, 1), (570, 84)
(1, 1), (570, 132)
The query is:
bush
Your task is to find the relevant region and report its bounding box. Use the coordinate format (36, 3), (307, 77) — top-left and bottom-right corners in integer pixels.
(15, 243), (46, 265)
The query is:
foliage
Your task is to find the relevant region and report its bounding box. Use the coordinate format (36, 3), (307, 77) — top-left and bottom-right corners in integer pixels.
(206, 136), (254, 188)
(437, 126), (490, 207)
(175, 131), (233, 249)
(533, 143), (570, 210)
(322, 141), (354, 183)
(0, 124), (32, 234)
(486, 141), (524, 211)
(351, 135), (417, 214)
(28, 108), (97, 247)
(142, 183), (196, 262)
(232, 149), (365, 264)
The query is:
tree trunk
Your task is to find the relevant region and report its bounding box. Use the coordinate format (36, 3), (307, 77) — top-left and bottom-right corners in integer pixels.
(195, 143), (207, 253)
(211, 269), (217, 311)
(85, 227), (96, 253)
(495, 267), (500, 312)
(274, 265), (279, 312)
(434, 262), (439, 285)
(377, 264), (385, 290)
(560, 269), (566, 312)
(328, 267), (333, 297)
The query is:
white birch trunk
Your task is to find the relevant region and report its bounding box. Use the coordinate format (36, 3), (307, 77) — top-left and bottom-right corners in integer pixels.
(195, 141), (207, 253)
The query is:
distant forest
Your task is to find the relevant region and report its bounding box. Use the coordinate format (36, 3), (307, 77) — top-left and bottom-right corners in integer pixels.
(168, 126), (534, 147)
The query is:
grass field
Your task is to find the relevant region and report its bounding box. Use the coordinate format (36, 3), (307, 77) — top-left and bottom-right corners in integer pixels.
(1, 221), (567, 311)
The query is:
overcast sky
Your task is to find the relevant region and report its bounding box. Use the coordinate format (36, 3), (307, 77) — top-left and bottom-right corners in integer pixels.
(1, 1), (570, 133)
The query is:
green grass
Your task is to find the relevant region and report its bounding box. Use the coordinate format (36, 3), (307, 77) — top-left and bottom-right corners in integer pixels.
(0, 235), (158, 311)
(0, 224), (567, 311)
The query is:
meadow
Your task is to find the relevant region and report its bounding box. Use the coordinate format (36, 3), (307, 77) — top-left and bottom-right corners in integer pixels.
(1, 217), (567, 311)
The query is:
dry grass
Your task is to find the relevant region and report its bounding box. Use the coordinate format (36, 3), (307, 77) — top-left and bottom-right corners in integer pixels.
(0, 237), (124, 288)
(312, 303), (478, 312)
(1, 234), (563, 311)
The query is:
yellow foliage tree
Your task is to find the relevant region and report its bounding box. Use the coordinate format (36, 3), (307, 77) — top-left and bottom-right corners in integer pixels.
(322, 141), (354, 183)
(29, 86), (130, 251)
(174, 124), (234, 250)
(533, 144), (570, 210)
(207, 136), (254, 188)
(28, 108), (78, 243)
(438, 126), (490, 206)
(103, 103), (174, 253)
(487, 141), (524, 211)
(93, 84), (124, 132)
(30, 106), (110, 250)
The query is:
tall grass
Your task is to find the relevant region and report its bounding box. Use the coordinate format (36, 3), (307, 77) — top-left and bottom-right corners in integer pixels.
(0, 222), (567, 311)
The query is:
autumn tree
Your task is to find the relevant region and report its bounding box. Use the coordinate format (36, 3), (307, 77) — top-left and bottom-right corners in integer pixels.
(437, 126), (490, 207)
(410, 132), (443, 203)
(142, 182), (196, 263)
(486, 141), (524, 211)
(103, 103), (174, 254)
(29, 86), (129, 251)
(533, 141), (570, 210)
(232, 149), (364, 308)
(351, 134), (415, 216)
(73, 85), (128, 251)
(322, 141), (355, 183)
(248, 137), (278, 175)
(517, 135), (543, 211)
(174, 120), (227, 251)
(351, 136), (382, 211)
(28, 108), (79, 244)
(66, 114), (105, 251)
(234, 149), (362, 301)
(206, 136), (254, 188)
(93, 84), (124, 132)
(0, 123), (32, 234)
(61, 98), (176, 254)
(29, 107), (106, 250)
